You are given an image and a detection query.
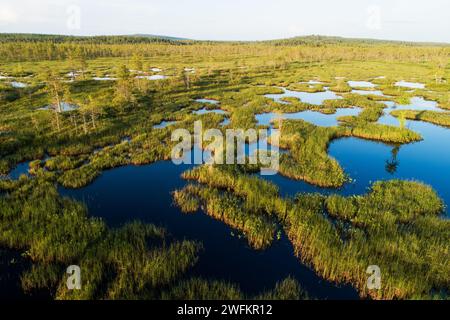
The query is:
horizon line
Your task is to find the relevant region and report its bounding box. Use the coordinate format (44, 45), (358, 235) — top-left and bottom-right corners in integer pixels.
(1, 32), (449, 45)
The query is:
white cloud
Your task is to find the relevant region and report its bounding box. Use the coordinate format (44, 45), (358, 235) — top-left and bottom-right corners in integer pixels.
(0, 6), (18, 24)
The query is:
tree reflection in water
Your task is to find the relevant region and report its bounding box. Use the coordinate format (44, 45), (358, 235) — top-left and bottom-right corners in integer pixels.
(385, 145), (400, 175)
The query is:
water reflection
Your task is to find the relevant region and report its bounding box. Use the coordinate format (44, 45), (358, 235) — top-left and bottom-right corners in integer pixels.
(258, 96), (450, 217)
(153, 121), (177, 129)
(256, 108), (362, 128)
(193, 108), (226, 115)
(385, 145), (400, 175)
(38, 102), (79, 112)
(348, 81), (376, 88)
(195, 99), (220, 105)
(395, 81), (425, 89)
(265, 87), (342, 105)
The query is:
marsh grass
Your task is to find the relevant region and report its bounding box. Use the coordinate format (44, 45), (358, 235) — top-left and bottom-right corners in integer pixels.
(181, 165), (449, 299)
(349, 123), (422, 144)
(162, 276), (308, 300)
(276, 120), (347, 187)
(325, 180), (444, 226)
(0, 176), (203, 299)
(287, 83), (325, 93)
(174, 184), (277, 250)
(330, 79), (352, 93)
(45, 155), (88, 171)
(391, 109), (450, 128)
(0, 35), (449, 300)
(0, 173), (313, 300)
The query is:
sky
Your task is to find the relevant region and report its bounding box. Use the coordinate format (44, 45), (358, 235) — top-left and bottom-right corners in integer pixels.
(0, 0), (449, 43)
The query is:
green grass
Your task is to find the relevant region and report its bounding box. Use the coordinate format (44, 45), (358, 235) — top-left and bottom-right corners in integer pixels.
(0, 171), (312, 300)
(180, 165), (449, 299)
(325, 180), (444, 226)
(349, 123), (422, 144)
(0, 175), (201, 299)
(276, 120), (347, 187)
(390, 110), (450, 128)
(0, 36), (449, 300)
(162, 277), (308, 300)
(174, 184), (277, 250)
(330, 79), (352, 93)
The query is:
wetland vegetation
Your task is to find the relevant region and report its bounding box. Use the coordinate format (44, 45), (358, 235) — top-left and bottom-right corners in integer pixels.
(0, 34), (449, 300)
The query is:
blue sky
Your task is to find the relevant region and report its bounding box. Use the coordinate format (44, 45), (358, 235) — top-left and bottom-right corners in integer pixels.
(0, 0), (449, 42)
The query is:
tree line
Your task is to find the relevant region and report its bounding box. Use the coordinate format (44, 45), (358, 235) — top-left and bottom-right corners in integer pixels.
(0, 34), (448, 63)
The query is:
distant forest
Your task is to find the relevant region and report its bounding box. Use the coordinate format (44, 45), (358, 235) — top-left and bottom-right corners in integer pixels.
(1, 33), (448, 46)
(0, 33), (183, 44)
(0, 33), (448, 63)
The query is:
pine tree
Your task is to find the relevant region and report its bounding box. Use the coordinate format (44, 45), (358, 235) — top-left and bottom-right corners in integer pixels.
(114, 65), (136, 110)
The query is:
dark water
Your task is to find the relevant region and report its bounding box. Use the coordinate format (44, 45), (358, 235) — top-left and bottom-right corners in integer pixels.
(59, 157), (358, 299)
(7, 161), (31, 180)
(0, 249), (29, 300)
(5, 90), (448, 299)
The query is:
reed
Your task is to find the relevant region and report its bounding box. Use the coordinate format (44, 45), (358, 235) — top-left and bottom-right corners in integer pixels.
(180, 164), (449, 299)
(174, 184), (277, 250)
(391, 110), (450, 128)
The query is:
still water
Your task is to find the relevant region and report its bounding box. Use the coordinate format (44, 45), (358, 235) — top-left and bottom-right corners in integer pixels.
(59, 148), (358, 299)
(265, 88), (342, 105)
(6, 87), (449, 299)
(261, 97), (450, 218)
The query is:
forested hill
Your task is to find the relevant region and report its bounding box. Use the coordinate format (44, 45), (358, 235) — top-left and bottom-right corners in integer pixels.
(263, 35), (450, 47)
(0, 33), (447, 62)
(0, 33), (448, 46)
(0, 33), (187, 44)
